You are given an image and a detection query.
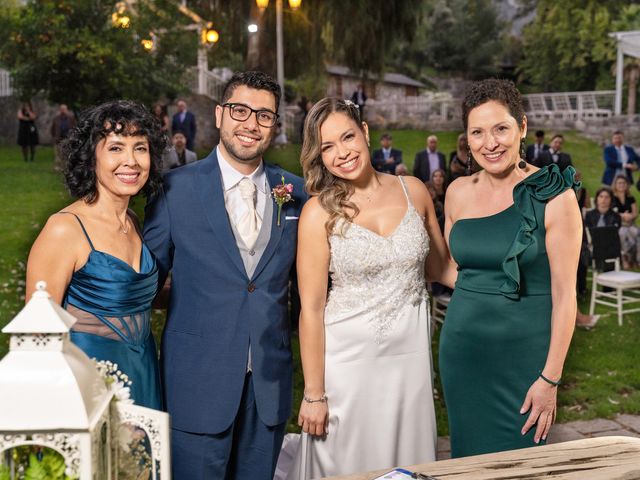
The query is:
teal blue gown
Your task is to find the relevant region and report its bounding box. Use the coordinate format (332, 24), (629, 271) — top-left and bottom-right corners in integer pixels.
(63, 213), (162, 410)
(439, 165), (578, 458)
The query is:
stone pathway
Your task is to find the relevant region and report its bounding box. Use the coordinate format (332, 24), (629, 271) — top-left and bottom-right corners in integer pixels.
(436, 414), (640, 460)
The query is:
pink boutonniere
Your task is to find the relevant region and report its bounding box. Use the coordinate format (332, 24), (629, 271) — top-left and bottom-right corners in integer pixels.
(272, 175), (294, 226)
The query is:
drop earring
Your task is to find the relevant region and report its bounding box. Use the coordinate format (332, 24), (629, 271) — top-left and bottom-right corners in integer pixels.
(518, 138), (527, 169)
(466, 147), (473, 176)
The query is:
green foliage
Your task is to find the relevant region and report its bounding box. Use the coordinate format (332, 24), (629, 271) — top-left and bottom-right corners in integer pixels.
(0, 0), (191, 108)
(424, 0), (505, 78)
(24, 452), (70, 480)
(519, 0), (637, 91)
(0, 464), (10, 480)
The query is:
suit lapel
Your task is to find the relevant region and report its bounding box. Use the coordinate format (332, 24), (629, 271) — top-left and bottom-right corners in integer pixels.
(196, 150), (248, 278)
(251, 165), (285, 280)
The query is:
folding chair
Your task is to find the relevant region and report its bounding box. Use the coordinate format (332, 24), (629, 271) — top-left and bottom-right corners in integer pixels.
(588, 226), (640, 326)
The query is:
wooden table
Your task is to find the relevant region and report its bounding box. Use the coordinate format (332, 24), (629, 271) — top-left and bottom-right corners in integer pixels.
(322, 436), (640, 479)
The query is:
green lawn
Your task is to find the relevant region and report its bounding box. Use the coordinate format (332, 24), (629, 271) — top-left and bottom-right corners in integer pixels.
(1, 131), (638, 437)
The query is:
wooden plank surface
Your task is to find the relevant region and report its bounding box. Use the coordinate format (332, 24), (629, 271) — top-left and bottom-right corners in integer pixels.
(322, 436), (640, 480)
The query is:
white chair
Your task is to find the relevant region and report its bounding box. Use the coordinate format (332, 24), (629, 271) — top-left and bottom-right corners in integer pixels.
(431, 293), (451, 327)
(588, 226), (640, 326)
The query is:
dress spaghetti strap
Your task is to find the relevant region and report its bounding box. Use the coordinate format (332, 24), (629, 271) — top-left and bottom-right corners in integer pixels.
(397, 176), (413, 207)
(58, 212), (96, 251)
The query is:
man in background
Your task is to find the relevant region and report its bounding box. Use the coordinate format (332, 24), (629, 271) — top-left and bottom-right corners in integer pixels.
(171, 99), (197, 151)
(371, 133), (402, 174)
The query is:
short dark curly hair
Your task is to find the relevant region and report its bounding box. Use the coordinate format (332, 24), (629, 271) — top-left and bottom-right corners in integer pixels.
(221, 71), (281, 112)
(461, 79), (525, 131)
(61, 100), (168, 203)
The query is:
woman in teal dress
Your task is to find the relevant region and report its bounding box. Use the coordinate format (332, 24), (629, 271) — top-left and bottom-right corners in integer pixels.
(26, 100), (168, 409)
(440, 79), (582, 457)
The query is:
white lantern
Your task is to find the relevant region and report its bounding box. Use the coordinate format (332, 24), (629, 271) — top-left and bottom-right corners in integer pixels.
(0, 282), (171, 479)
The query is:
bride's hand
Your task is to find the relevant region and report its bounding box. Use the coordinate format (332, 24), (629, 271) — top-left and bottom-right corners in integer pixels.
(298, 399), (329, 437)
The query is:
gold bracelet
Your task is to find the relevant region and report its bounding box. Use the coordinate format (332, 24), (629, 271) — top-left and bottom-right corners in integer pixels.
(303, 393), (328, 403)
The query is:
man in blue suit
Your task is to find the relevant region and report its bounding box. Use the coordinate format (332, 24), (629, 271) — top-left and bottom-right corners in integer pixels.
(602, 130), (640, 185)
(371, 133), (403, 174)
(171, 99), (197, 151)
(144, 71), (307, 479)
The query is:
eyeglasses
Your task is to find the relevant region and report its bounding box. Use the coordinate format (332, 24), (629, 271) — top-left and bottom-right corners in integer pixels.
(222, 103), (279, 128)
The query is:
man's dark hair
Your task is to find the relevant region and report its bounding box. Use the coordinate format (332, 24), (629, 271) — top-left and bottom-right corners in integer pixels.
(535, 130), (545, 138)
(381, 133), (392, 141)
(551, 134), (564, 142)
(462, 79), (525, 131)
(221, 71), (281, 111)
(613, 130), (624, 136)
(61, 100), (167, 204)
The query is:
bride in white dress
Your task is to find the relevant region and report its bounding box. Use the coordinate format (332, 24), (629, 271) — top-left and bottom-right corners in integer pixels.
(286, 98), (455, 479)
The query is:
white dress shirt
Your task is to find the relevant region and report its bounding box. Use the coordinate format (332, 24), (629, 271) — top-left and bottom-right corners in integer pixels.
(217, 146), (268, 229)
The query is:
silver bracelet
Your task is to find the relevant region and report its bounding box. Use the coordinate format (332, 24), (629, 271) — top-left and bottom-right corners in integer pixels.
(303, 393), (328, 403)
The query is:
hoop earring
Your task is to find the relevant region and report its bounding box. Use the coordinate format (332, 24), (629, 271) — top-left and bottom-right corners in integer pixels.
(466, 147), (473, 176)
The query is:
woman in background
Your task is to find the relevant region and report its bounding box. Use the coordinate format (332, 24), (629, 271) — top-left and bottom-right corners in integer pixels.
(26, 100), (167, 409)
(611, 174), (639, 268)
(17, 101), (38, 162)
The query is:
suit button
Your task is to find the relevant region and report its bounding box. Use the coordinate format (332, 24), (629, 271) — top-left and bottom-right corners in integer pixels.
(247, 283), (256, 293)
(249, 250), (255, 256)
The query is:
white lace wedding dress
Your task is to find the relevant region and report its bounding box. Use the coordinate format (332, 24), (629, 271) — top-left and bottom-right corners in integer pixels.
(284, 177), (437, 479)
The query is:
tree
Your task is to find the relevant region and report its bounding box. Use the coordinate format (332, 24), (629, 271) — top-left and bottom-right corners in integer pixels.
(518, 0), (635, 92)
(423, 0), (505, 78)
(0, 0), (191, 108)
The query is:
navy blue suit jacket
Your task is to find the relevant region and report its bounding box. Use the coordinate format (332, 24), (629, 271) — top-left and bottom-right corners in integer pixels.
(171, 111), (197, 150)
(143, 149), (307, 434)
(371, 148), (402, 174)
(602, 144), (640, 185)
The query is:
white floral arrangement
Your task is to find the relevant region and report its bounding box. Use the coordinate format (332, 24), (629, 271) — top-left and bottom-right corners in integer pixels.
(94, 359), (134, 405)
(343, 99), (359, 109)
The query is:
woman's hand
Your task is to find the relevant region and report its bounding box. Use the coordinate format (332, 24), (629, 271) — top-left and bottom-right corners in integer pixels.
(520, 377), (558, 443)
(298, 399), (329, 437)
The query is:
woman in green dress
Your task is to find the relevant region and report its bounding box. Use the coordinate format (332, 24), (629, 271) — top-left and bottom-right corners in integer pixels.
(439, 79), (582, 457)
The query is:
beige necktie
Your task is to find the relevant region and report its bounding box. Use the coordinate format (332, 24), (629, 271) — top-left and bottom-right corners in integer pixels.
(237, 177), (260, 247)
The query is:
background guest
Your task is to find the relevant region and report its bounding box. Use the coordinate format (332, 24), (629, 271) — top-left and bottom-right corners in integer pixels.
(413, 134), (446, 182)
(602, 130), (639, 186)
(50, 104), (76, 168)
(350, 84), (367, 119)
(161, 131), (197, 172)
(430, 168), (447, 206)
(535, 134), (572, 171)
(585, 187), (621, 230)
(449, 133), (471, 181)
(17, 101), (38, 162)
(611, 175), (639, 268)
(371, 133), (402, 174)
(171, 99), (197, 151)
(395, 163), (409, 176)
(525, 130), (548, 164)
(153, 103), (170, 133)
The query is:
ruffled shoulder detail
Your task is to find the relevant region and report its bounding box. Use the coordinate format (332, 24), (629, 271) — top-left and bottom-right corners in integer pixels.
(499, 165), (580, 299)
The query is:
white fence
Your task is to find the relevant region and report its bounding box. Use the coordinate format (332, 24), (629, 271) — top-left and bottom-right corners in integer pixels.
(364, 90), (617, 129)
(0, 69), (12, 97)
(523, 90), (615, 121)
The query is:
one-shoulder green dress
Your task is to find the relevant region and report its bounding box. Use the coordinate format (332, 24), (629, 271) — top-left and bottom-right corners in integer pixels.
(439, 165), (578, 458)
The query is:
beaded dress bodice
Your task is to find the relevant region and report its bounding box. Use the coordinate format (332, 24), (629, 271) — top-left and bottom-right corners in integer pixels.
(325, 178), (430, 343)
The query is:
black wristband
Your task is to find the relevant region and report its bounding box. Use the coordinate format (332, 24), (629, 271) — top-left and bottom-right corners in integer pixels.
(539, 372), (561, 386)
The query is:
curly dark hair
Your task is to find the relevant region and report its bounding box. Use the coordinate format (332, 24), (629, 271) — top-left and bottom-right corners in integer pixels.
(461, 79), (525, 131)
(221, 71), (281, 111)
(61, 100), (168, 203)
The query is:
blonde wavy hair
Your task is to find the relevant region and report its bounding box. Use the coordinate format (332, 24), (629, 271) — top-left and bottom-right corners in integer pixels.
(300, 97), (367, 236)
